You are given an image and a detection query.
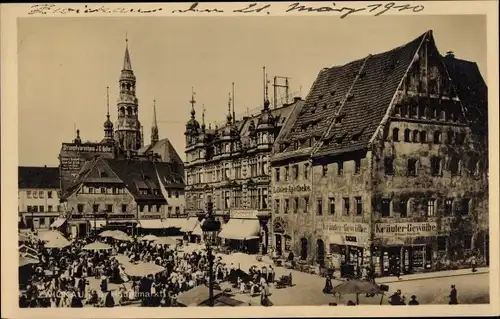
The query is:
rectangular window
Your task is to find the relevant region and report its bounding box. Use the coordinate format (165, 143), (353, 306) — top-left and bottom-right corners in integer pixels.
(48, 205), (53, 212)
(93, 204), (99, 213)
(381, 199), (391, 217)
(316, 198), (323, 216)
(384, 157), (394, 175)
(39, 206), (44, 212)
(304, 163), (309, 179)
(77, 204), (84, 213)
(33, 206), (38, 212)
(407, 159), (417, 176)
(354, 159), (361, 175)
(275, 199), (280, 214)
(294, 198), (299, 213)
(39, 191), (44, 198)
(106, 204), (113, 213)
(175, 206), (180, 215)
(168, 206), (173, 216)
(39, 218), (45, 225)
(27, 191), (32, 198)
(322, 164), (328, 177)
(33, 191), (38, 198)
(444, 199), (453, 216)
(100, 187), (106, 194)
(293, 165), (299, 179)
(461, 198), (471, 216)
(431, 157), (442, 176)
(329, 197), (335, 215)
(343, 198), (350, 216)
(338, 161), (344, 175)
(27, 205), (32, 212)
(285, 167), (289, 181)
(355, 197), (362, 216)
(284, 199), (289, 214)
(89, 187), (94, 194)
(121, 204), (127, 213)
(47, 191), (53, 198)
(304, 197), (309, 213)
(400, 199), (408, 217)
(426, 199), (436, 217)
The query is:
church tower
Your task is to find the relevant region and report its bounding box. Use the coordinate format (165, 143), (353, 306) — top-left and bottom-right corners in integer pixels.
(114, 36), (142, 155)
(151, 99), (159, 145)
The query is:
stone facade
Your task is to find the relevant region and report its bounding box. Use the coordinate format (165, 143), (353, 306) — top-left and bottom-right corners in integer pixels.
(270, 30), (488, 275)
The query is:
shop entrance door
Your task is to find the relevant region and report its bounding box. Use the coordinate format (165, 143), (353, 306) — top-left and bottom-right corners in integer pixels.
(78, 223), (87, 237)
(316, 239), (325, 266)
(275, 234), (283, 256)
(300, 238), (308, 260)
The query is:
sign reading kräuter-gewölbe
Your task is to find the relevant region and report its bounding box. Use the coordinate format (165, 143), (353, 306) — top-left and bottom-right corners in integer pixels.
(323, 222), (369, 235)
(374, 222), (438, 237)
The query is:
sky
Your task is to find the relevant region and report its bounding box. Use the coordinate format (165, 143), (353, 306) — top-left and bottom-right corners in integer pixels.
(18, 15), (487, 167)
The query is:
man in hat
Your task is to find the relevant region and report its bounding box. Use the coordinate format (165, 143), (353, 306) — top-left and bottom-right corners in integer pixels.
(408, 295), (420, 305)
(449, 285), (458, 304)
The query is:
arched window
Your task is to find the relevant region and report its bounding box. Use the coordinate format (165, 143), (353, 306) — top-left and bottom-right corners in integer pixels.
(120, 107), (125, 115)
(433, 131), (442, 144)
(392, 128), (400, 142)
(404, 129), (411, 142)
(419, 131), (427, 143)
(127, 106), (133, 116)
(447, 130), (455, 144)
(412, 130), (419, 143)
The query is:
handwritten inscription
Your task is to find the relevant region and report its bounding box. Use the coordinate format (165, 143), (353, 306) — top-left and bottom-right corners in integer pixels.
(27, 2), (425, 18)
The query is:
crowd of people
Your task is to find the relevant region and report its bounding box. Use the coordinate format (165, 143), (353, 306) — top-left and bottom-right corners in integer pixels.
(18, 231), (276, 308)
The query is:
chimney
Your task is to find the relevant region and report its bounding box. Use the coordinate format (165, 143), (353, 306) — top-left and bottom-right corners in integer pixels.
(445, 51), (455, 59)
(294, 97), (302, 103)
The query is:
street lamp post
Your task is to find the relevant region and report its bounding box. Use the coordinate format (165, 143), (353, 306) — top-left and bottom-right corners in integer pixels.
(198, 196), (221, 307)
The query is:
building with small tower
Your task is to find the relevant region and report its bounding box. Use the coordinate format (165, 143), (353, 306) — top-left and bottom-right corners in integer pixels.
(184, 69), (305, 254)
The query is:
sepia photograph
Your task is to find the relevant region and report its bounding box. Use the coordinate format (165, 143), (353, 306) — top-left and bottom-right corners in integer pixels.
(1, 1), (499, 318)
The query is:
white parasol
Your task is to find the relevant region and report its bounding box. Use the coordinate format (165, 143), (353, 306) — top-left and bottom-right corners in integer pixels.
(141, 234), (159, 241)
(82, 242), (112, 251)
(125, 262), (165, 277)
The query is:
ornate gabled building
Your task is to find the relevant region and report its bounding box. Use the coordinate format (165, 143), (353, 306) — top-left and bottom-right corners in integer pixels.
(58, 38), (185, 204)
(184, 77), (305, 254)
(59, 156), (185, 237)
(270, 30), (488, 275)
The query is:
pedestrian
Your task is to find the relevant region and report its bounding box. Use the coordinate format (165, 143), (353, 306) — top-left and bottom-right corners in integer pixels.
(322, 275), (333, 294)
(388, 289), (405, 305)
(471, 255), (477, 273)
(408, 295), (419, 305)
(449, 285), (458, 305)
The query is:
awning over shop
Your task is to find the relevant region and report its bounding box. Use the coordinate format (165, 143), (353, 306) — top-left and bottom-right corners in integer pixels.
(192, 219), (204, 236)
(89, 220), (107, 229)
(164, 218), (187, 229)
(218, 219), (260, 241)
(108, 220), (137, 224)
(138, 219), (164, 229)
(181, 218), (198, 233)
(50, 217), (67, 229)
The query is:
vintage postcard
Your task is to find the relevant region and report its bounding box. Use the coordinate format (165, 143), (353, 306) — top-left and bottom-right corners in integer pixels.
(1, 1), (498, 318)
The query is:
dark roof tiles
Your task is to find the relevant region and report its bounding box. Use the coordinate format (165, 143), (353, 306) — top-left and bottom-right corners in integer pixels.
(18, 166), (60, 189)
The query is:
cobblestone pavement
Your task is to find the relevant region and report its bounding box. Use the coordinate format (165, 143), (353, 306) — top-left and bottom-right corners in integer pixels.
(225, 270), (489, 306)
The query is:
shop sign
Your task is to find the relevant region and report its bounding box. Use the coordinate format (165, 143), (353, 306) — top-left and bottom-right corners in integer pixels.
(230, 209), (258, 219)
(374, 222), (438, 238)
(140, 214), (162, 220)
(323, 222), (369, 235)
(107, 214), (136, 220)
(273, 184), (311, 195)
(61, 143), (113, 153)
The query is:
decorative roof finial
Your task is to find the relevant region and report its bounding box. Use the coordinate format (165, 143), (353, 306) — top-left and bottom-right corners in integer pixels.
(227, 92), (233, 123)
(263, 66), (270, 109)
(202, 104), (206, 128)
(232, 82), (236, 123)
(123, 33), (132, 70)
(106, 86), (110, 118)
(190, 87), (196, 119)
(151, 99), (159, 144)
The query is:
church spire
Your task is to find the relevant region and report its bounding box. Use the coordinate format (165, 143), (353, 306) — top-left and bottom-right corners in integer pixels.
(202, 104), (206, 129)
(123, 33), (132, 71)
(263, 66), (270, 110)
(151, 99), (159, 145)
(103, 86), (114, 143)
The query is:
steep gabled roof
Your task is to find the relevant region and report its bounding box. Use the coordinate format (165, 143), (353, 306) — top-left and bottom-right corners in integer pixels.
(442, 56), (488, 127)
(138, 138), (184, 168)
(18, 166), (60, 189)
(272, 31), (429, 160)
(103, 159), (166, 202)
(315, 32), (426, 157)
